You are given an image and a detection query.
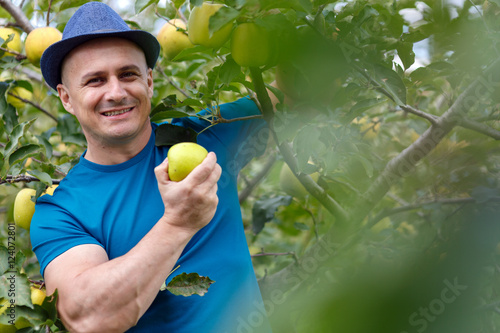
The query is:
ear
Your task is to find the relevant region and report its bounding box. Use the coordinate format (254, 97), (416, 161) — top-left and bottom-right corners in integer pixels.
(57, 83), (74, 115)
(147, 68), (154, 99)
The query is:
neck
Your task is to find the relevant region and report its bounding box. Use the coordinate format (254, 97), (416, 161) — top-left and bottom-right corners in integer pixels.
(84, 124), (152, 165)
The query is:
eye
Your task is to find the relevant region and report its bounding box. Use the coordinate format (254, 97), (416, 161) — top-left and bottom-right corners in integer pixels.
(85, 77), (103, 86)
(121, 71), (138, 79)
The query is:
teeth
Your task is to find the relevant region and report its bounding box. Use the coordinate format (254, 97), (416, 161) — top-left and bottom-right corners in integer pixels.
(103, 108), (132, 116)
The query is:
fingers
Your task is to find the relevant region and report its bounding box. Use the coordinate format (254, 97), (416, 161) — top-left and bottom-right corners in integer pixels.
(155, 152), (221, 189)
(184, 152), (220, 186)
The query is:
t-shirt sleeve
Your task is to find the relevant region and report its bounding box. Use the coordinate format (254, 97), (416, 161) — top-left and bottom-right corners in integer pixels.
(30, 194), (104, 278)
(170, 96), (269, 169)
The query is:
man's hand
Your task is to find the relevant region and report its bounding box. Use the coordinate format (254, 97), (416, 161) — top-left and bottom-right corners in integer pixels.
(154, 151), (222, 234)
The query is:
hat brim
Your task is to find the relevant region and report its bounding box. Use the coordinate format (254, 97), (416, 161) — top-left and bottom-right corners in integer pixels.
(41, 29), (160, 90)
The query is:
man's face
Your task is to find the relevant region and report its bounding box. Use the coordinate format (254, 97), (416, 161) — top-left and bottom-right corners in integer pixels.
(57, 37), (154, 150)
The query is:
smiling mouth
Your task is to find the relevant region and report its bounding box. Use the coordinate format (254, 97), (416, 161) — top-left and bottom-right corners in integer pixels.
(102, 107), (133, 117)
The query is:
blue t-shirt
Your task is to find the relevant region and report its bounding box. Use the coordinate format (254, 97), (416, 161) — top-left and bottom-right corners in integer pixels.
(31, 97), (272, 332)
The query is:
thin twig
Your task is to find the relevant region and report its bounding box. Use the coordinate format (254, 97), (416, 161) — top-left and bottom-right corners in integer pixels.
(155, 65), (191, 98)
(0, 0), (34, 33)
(0, 46), (26, 60)
(46, 0), (53, 27)
(366, 196), (500, 228)
(239, 153), (276, 203)
(1, 175), (62, 185)
(400, 105), (439, 125)
(251, 250), (297, 262)
(248, 66), (349, 222)
(457, 117), (500, 140)
(7, 92), (58, 123)
(215, 114), (263, 124)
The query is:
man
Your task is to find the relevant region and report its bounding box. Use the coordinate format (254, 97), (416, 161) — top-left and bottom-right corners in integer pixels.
(30, 2), (272, 332)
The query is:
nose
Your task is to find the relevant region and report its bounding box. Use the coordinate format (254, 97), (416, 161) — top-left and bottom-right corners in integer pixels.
(106, 76), (127, 102)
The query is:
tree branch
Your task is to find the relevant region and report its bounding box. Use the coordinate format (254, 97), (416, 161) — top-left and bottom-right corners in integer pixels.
(1, 175), (61, 185)
(7, 91), (58, 123)
(251, 250), (297, 260)
(46, 0), (53, 27)
(367, 196), (500, 228)
(400, 105), (439, 125)
(155, 65), (191, 99)
(350, 57), (500, 224)
(248, 66), (349, 222)
(215, 114), (263, 124)
(457, 117), (500, 140)
(239, 153), (276, 204)
(258, 58), (500, 299)
(0, 0), (34, 33)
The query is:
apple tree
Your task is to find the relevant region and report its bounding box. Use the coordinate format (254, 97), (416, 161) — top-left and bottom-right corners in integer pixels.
(0, 0), (499, 332)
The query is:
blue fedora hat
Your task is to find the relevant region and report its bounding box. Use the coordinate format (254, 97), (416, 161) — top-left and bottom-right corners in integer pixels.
(41, 1), (160, 90)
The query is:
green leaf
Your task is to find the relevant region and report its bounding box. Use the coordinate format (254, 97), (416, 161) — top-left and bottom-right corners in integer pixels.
(252, 195), (293, 234)
(155, 123), (198, 147)
(3, 119), (35, 158)
(294, 126), (323, 171)
(208, 6), (239, 37)
(0, 32), (14, 47)
(342, 98), (386, 124)
(397, 42), (415, 70)
(150, 95), (198, 121)
(14, 251), (26, 273)
(219, 56), (241, 86)
(35, 135), (53, 160)
(135, 0), (159, 14)
(203, 64), (221, 95)
(4, 304), (48, 326)
(172, 44), (214, 61)
(164, 272), (215, 297)
(190, 0), (203, 7)
(14, 80), (33, 93)
(0, 273), (31, 307)
(8, 144), (40, 167)
(259, 0), (310, 11)
(294, 222), (310, 231)
(171, 0), (185, 9)
(0, 246), (9, 276)
(151, 111), (192, 123)
(27, 170), (53, 187)
(353, 155), (374, 178)
(371, 64), (407, 105)
(59, 0), (89, 11)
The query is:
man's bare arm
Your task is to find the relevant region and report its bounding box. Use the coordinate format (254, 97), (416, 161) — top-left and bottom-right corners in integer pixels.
(44, 152), (221, 333)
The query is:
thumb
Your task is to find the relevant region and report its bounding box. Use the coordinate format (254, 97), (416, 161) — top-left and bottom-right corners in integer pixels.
(154, 157), (170, 182)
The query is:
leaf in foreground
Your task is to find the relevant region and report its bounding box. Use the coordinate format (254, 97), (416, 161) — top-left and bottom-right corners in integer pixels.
(162, 272), (215, 297)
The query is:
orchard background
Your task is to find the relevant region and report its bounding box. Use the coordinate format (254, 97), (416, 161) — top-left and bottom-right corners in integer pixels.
(1, 0), (500, 332)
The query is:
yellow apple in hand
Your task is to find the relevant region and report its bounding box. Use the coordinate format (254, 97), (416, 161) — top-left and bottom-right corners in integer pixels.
(13, 188), (36, 230)
(25, 27), (62, 67)
(188, 2), (233, 49)
(157, 19), (194, 61)
(167, 142), (208, 181)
